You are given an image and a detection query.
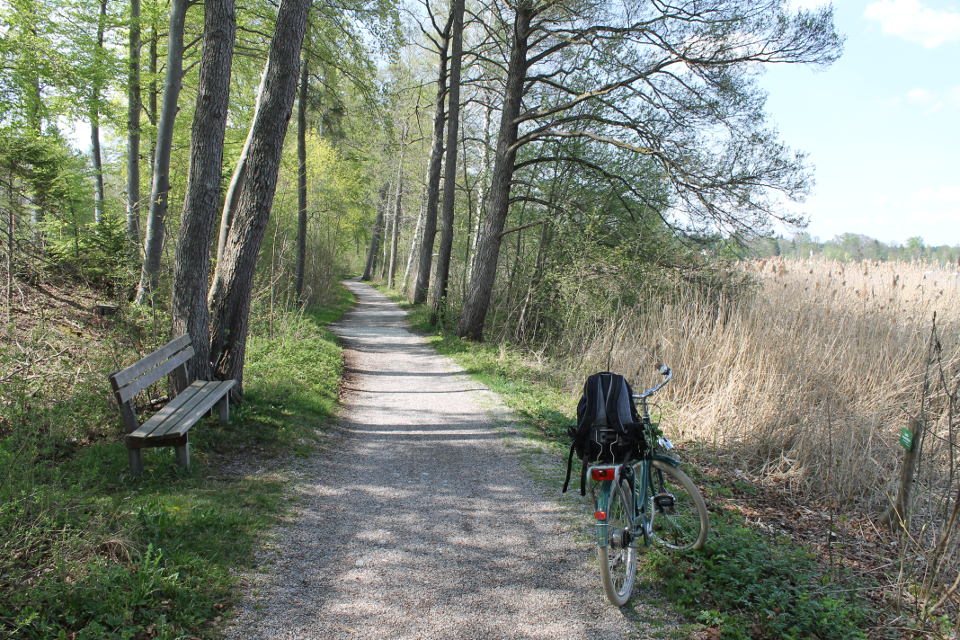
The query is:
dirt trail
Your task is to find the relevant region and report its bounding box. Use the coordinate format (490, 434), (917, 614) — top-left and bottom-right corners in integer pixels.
(224, 280), (660, 639)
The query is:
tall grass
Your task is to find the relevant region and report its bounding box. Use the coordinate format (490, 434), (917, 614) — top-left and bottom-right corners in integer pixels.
(571, 258), (960, 508)
(552, 257), (960, 621)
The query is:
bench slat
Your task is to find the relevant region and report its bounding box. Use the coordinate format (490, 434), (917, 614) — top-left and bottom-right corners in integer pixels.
(129, 380), (236, 440)
(110, 335), (192, 390)
(130, 380), (232, 439)
(115, 346), (195, 404)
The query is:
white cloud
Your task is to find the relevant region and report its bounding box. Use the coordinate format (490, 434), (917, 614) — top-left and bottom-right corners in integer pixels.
(906, 87), (936, 105)
(914, 185), (960, 204)
(864, 0), (960, 48)
(897, 85), (960, 112)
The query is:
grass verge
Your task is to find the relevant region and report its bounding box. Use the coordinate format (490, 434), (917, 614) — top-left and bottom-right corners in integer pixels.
(382, 288), (879, 640)
(0, 285), (353, 639)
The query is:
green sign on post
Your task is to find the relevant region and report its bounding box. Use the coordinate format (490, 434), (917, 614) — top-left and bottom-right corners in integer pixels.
(899, 427), (914, 451)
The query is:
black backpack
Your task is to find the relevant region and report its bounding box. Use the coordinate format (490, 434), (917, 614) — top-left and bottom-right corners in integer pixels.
(562, 372), (646, 495)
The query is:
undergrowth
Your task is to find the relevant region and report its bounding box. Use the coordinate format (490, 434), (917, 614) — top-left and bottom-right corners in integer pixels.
(0, 284), (353, 639)
(382, 286), (881, 640)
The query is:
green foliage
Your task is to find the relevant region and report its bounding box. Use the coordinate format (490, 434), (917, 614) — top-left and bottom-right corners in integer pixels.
(44, 215), (133, 291)
(0, 291), (350, 638)
(646, 515), (870, 640)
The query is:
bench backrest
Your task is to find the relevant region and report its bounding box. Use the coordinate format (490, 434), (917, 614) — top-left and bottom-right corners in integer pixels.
(109, 335), (195, 433)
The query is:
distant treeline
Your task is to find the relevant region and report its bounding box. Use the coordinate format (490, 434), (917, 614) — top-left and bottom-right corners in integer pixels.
(745, 233), (960, 265)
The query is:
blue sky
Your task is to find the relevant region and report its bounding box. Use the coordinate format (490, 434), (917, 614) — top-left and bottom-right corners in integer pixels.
(760, 0), (960, 246)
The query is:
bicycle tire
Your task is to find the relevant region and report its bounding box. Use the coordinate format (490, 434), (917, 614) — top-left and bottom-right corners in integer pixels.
(647, 460), (708, 550)
(597, 476), (637, 606)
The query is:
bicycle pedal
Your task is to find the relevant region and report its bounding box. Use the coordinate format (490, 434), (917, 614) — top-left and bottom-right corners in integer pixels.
(653, 493), (675, 510)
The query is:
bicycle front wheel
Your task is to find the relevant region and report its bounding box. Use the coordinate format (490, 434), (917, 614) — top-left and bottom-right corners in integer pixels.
(597, 477), (637, 606)
(648, 460), (708, 550)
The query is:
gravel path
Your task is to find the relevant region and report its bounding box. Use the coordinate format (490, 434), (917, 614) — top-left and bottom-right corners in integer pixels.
(224, 280), (664, 639)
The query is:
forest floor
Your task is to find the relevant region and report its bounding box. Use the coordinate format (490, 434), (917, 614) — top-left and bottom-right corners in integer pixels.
(223, 279), (687, 640)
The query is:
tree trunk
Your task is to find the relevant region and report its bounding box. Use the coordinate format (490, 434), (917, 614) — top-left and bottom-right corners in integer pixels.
(515, 219), (551, 342)
(208, 0), (310, 392)
(91, 0), (107, 225)
(402, 199), (425, 294)
(171, 0), (236, 384)
(135, 0), (188, 304)
(387, 124), (407, 288)
(147, 21), (158, 173)
(361, 183), (388, 280)
(126, 0), (142, 253)
(412, 29), (450, 304)
(295, 53), (308, 301)
(90, 117), (105, 224)
(430, 0), (465, 322)
(465, 97), (493, 289)
(379, 187), (393, 280)
(388, 177), (402, 288)
(216, 63), (267, 265)
(456, 4), (530, 340)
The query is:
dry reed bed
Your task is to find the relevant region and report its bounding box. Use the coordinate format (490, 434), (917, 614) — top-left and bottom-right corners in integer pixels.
(574, 258), (960, 518)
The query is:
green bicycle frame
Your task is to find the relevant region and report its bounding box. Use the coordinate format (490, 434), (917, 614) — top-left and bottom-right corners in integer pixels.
(592, 453), (682, 547)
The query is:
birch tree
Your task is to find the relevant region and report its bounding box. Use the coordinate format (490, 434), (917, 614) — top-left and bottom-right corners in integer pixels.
(134, 0), (187, 304)
(411, 3), (451, 304)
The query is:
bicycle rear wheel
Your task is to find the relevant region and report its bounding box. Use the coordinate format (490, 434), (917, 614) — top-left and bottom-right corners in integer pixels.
(648, 460), (708, 550)
(597, 477), (637, 606)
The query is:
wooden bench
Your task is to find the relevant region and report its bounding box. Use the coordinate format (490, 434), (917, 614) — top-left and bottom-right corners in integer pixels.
(109, 335), (236, 476)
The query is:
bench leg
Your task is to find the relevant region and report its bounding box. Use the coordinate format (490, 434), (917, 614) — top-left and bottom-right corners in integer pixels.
(175, 439), (191, 469)
(128, 447), (144, 477)
(217, 396), (230, 423)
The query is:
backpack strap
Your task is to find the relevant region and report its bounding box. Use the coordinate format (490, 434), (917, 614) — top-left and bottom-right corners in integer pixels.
(562, 440), (576, 493)
(579, 457), (588, 496)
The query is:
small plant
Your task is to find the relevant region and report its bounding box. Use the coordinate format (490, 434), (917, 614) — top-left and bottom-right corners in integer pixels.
(646, 518), (872, 640)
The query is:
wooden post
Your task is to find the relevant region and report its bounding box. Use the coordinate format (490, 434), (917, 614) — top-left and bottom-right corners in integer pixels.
(217, 396), (229, 423)
(175, 439), (190, 469)
(128, 447), (144, 477)
(879, 417), (923, 530)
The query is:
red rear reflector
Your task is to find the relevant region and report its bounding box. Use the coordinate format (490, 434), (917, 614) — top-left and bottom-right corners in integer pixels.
(595, 511), (607, 520)
(591, 468), (615, 481)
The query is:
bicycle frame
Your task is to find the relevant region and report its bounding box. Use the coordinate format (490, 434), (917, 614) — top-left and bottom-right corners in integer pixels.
(589, 364), (709, 606)
(592, 364), (680, 548)
(590, 452), (681, 548)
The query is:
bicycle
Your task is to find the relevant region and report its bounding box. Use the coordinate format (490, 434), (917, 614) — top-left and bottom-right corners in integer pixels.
(588, 363), (708, 606)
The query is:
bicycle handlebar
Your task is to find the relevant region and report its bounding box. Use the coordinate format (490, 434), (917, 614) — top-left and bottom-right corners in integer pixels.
(633, 362), (672, 399)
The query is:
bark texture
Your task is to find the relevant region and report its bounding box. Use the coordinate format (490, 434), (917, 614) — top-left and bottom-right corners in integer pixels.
(126, 0), (142, 253)
(430, 0), (465, 320)
(456, 4), (530, 340)
(361, 183), (389, 280)
(171, 0), (236, 384)
(295, 54), (308, 301)
(402, 200), (424, 293)
(216, 63), (267, 266)
(387, 125), (407, 288)
(91, 0), (107, 225)
(147, 23), (158, 173)
(388, 177), (402, 287)
(135, 0), (187, 303)
(207, 0), (310, 391)
(412, 30), (449, 304)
